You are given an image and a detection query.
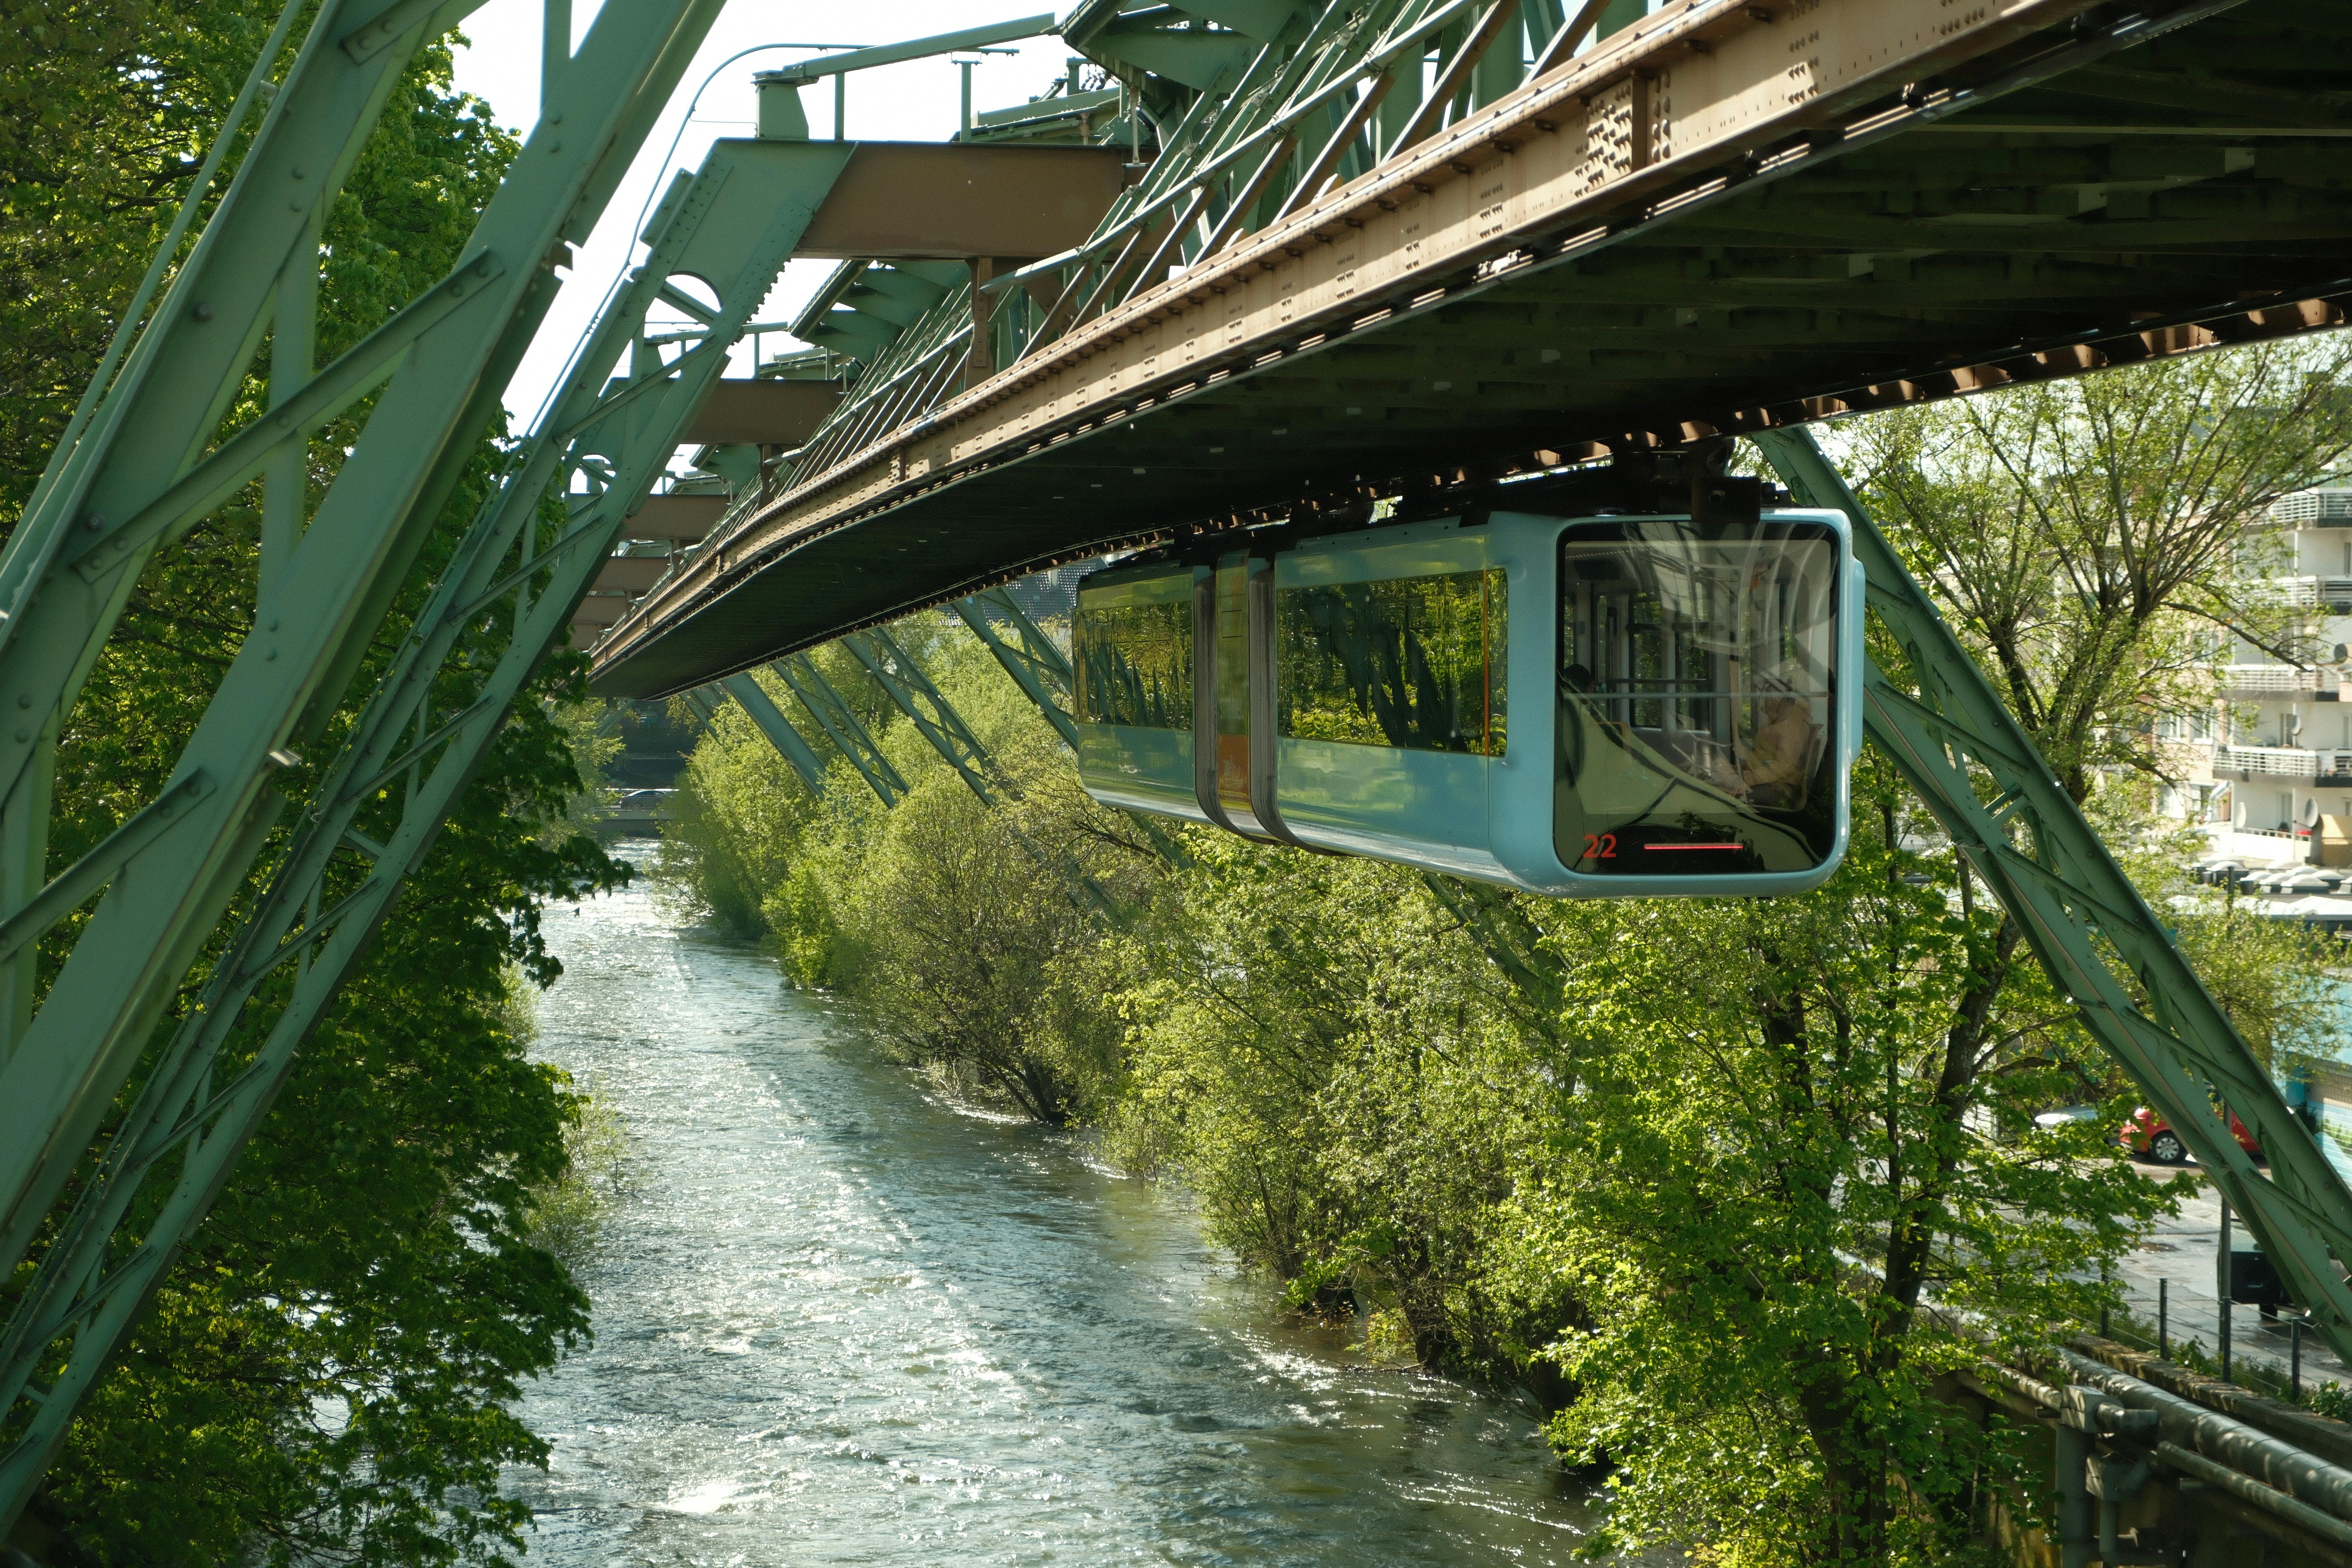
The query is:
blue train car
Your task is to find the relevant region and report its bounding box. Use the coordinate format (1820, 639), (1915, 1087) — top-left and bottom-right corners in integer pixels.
(1071, 503), (1863, 897)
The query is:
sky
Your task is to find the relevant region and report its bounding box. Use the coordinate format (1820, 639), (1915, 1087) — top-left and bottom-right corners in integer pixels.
(449, 1), (1083, 426)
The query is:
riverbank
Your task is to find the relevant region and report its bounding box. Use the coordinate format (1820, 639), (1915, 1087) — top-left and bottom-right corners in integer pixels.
(500, 856), (1623, 1563)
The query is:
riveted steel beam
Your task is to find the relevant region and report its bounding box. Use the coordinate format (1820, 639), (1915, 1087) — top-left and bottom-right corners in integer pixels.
(955, 587), (1077, 743)
(0, 0), (743, 1305)
(592, 0), (2352, 700)
(843, 627), (999, 803)
(775, 655), (908, 806)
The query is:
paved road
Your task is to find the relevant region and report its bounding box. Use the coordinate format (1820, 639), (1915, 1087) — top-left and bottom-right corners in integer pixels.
(2111, 1161), (2349, 1396)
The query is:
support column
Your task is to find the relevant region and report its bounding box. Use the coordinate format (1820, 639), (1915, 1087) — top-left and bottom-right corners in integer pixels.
(0, 714), (57, 1063)
(1756, 424), (2352, 1372)
(543, 0), (571, 101)
(261, 206), (320, 594)
(969, 257), (995, 390)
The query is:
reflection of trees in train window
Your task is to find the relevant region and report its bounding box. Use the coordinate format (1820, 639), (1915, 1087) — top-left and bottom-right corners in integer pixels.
(1674, 614), (1716, 737)
(1277, 569), (1507, 755)
(1073, 597), (1193, 730)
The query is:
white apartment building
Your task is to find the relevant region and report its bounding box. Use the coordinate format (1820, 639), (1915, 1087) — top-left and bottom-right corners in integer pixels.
(2159, 483), (2352, 862)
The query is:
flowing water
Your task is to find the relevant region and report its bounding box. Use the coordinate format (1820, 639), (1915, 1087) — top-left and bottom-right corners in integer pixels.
(502, 856), (1620, 1565)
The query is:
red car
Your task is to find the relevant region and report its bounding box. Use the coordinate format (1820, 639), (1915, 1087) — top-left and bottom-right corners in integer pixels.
(2121, 1105), (2262, 1165)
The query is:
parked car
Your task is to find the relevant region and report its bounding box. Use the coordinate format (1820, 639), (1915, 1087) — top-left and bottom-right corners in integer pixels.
(2120, 1105), (2262, 1165)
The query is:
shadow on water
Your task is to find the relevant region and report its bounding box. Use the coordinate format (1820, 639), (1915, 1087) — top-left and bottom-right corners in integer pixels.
(502, 856), (1640, 1564)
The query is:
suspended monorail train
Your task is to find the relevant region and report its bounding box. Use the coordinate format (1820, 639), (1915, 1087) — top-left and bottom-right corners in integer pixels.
(1072, 498), (1864, 896)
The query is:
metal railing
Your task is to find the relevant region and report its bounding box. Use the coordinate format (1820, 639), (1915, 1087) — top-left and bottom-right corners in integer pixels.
(2216, 744), (2327, 778)
(2276, 576), (2352, 609)
(2223, 665), (2325, 695)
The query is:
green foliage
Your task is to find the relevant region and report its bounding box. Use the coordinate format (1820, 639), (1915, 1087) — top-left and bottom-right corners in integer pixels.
(2097, 788), (2348, 1077)
(544, 700), (623, 843)
(1105, 836), (1573, 1375)
(523, 1089), (629, 1265)
(657, 347), (2350, 1566)
(658, 686), (827, 940)
(1504, 772), (2178, 1562)
(663, 632), (1156, 1122)
(1, 7), (631, 1565)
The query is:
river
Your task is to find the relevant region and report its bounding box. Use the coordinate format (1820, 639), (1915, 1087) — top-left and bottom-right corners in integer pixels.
(500, 855), (1622, 1564)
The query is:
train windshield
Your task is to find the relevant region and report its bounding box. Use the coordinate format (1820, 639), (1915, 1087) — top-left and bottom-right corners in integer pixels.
(1557, 518), (1841, 877)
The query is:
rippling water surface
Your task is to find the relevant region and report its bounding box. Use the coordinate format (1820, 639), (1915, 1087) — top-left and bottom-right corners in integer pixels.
(503, 858), (1617, 1564)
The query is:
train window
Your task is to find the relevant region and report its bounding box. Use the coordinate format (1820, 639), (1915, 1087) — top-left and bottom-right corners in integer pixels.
(1277, 569), (1507, 756)
(1074, 575), (1193, 730)
(1557, 518), (1842, 877)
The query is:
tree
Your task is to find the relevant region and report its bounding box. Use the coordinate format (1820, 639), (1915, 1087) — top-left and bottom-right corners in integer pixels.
(1107, 837), (1579, 1379)
(1499, 351), (2352, 1561)
(654, 348), (2352, 1565)
(662, 634), (1156, 1122)
(1496, 763), (2160, 1561)
(1845, 341), (2352, 801)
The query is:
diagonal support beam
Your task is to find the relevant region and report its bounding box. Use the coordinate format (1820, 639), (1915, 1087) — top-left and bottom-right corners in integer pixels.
(717, 673), (829, 794)
(950, 587), (1194, 868)
(957, 589), (1076, 734)
(0, 772), (213, 966)
(66, 251), (506, 584)
(1755, 424), (2352, 1369)
(775, 655), (908, 806)
(0, 0), (741, 1298)
(843, 628), (997, 804)
(954, 589), (1076, 741)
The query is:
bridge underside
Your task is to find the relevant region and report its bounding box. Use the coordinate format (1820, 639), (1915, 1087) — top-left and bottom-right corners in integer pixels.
(592, 0), (2352, 697)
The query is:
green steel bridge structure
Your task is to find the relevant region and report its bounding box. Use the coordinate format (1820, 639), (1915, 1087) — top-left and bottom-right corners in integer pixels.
(4, 0), (2352, 1524)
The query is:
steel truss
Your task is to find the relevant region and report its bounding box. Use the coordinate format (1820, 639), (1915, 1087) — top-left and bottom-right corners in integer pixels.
(9, 0), (2352, 1531)
(774, 653), (909, 805)
(0, 0), (859, 1517)
(717, 617), (1122, 913)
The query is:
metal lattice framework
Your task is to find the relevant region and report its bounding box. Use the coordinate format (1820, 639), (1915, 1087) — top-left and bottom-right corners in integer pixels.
(6, 0), (2352, 1531)
(0, 0), (864, 1512)
(592, 0), (2352, 695)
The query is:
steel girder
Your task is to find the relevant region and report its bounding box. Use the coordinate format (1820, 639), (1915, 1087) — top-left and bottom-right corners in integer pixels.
(0, 2), (857, 1516)
(843, 627), (1002, 804)
(709, 617), (1125, 915)
(955, 588), (1080, 745)
(717, 673), (831, 795)
(0, 0), (728, 1278)
(950, 588), (1199, 870)
(591, 0), (2352, 702)
(1755, 426), (2352, 1373)
(774, 654), (910, 805)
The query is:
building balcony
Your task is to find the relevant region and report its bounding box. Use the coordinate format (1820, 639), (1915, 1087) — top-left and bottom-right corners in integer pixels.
(2275, 576), (2352, 611)
(2222, 664), (2325, 696)
(2214, 744), (2333, 779)
(2273, 488), (2352, 528)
